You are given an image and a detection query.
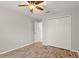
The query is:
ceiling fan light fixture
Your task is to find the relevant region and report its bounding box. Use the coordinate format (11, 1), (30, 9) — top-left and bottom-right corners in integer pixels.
(18, 1), (44, 13)
(29, 4), (35, 10)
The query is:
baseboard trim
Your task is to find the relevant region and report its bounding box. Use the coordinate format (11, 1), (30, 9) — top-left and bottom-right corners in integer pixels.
(43, 43), (79, 53)
(0, 42), (34, 55)
(71, 49), (79, 52)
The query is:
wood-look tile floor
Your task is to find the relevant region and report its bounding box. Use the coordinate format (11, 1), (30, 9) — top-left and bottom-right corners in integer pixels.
(0, 42), (78, 58)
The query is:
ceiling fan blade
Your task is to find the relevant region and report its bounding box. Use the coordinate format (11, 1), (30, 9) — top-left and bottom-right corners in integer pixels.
(18, 5), (28, 7)
(27, 1), (35, 4)
(35, 1), (44, 5)
(27, 1), (43, 4)
(36, 6), (44, 11)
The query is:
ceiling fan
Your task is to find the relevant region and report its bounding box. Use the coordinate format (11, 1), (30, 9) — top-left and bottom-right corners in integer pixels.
(18, 1), (44, 13)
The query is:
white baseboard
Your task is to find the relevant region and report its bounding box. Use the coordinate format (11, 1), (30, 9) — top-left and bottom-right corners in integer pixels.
(43, 43), (79, 53)
(71, 49), (79, 52)
(0, 42), (34, 55)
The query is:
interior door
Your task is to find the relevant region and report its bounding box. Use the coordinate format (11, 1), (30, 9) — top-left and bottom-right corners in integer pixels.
(34, 22), (42, 42)
(46, 16), (71, 50)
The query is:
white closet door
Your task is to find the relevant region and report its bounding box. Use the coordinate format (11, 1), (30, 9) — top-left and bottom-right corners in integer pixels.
(46, 16), (71, 50)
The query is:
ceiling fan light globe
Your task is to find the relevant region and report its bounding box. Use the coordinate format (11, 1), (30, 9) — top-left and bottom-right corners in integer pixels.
(29, 5), (35, 10)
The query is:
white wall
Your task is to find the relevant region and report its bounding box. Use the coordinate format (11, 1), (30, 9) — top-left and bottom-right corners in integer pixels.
(0, 7), (34, 53)
(43, 8), (79, 51)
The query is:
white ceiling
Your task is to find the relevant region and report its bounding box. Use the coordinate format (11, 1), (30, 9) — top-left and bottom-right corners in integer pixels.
(0, 1), (79, 20)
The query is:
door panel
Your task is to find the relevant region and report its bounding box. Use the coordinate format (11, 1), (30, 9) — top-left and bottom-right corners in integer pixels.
(46, 16), (71, 50)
